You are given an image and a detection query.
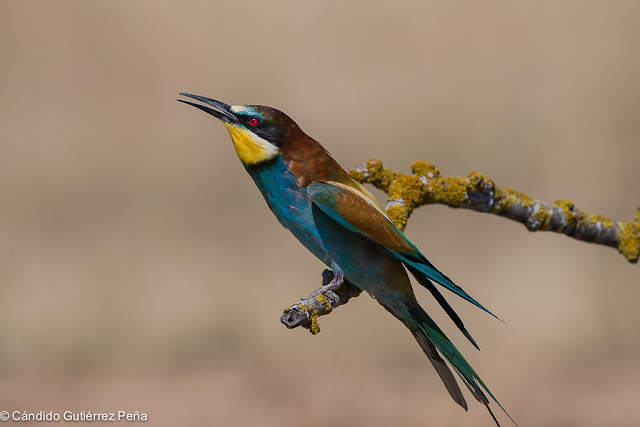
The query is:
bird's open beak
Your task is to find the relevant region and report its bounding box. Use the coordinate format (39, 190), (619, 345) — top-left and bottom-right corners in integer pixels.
(177, 93), (239, 124)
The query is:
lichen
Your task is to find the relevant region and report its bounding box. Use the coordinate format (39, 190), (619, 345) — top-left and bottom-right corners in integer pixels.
(467, 172), (492, 187)
(294, 302), (309, 312)
(387, 175), (424, 211)
(349, 168), (366, 183)
(365, 159), (393, 190)
(493, 188), (536, 213)
(315, 294), (333, 313)
(577, 213), (614, 230)
(509, 189), (536, 208)
(554, 199), (578, 227)
(616, 221), (640, 263)
(386, 204), (408, 231)
(308, 309), (321, 335)
(594, 215), (614, 229)
(411, 160), (440, 178)
(426, 176), (468, 206)
(530, 205), (552, 230)
(464, 172), (498, 211)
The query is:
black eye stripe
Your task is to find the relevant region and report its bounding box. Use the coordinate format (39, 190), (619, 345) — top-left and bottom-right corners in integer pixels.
(252, 125), (284, 147)
(238, 113), (285, 148)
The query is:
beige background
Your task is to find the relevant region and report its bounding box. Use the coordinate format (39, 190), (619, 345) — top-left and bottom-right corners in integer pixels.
(1, 1), (639, 426)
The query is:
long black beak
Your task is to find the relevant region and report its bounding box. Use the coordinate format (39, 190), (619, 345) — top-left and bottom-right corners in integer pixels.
(177, 93), (238, 124)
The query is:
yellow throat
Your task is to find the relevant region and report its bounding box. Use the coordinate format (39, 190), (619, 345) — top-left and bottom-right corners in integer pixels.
(224, 123), (279, 165)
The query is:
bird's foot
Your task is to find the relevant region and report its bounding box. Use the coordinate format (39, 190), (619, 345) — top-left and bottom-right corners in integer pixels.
(325, 271), (344, 291)
(312, 271), (343, 297)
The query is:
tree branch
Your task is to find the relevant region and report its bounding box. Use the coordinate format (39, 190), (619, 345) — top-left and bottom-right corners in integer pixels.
(349, 159), (639, 264)
(282, 158), (639, 333)
(280, 270), (361, 334)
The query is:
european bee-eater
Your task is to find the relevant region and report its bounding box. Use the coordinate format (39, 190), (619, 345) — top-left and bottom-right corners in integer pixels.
(178, 93), (512, 425)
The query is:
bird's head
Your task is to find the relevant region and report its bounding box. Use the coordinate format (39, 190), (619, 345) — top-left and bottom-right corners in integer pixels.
(178, 93), (299, 166)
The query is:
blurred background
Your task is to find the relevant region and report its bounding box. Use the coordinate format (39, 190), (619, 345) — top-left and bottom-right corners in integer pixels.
(1, 1), (639, 426)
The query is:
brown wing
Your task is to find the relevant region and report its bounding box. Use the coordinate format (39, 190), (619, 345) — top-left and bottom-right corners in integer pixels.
(306, 181), (415, 254)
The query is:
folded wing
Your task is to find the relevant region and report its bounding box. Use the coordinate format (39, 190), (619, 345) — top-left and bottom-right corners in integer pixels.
(306, 181), (499, 349)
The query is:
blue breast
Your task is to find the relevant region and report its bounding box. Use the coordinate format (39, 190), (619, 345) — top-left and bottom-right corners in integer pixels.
(246, 157), (331, 266)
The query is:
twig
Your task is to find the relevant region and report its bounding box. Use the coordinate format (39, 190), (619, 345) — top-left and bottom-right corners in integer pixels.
(350, 159), (640, 264)
(280, 270), (361, 333)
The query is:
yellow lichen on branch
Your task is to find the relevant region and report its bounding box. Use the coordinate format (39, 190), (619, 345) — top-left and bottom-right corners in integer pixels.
(349, 159), (640, 264)
(281, 270), (362, 334)
(617, 209), (640, 262)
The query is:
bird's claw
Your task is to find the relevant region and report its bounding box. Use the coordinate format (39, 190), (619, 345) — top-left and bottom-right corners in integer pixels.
(313, 271), (343, 296)
(326, 271), (344, 291)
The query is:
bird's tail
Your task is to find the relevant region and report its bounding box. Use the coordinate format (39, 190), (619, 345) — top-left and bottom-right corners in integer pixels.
(380, 296), (515, 426)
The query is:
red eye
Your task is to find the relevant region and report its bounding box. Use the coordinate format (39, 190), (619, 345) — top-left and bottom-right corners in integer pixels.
(248, 117), (258, 126)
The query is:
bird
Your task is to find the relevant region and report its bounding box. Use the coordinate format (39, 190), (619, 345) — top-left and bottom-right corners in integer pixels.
(178, 93), (513, 425)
